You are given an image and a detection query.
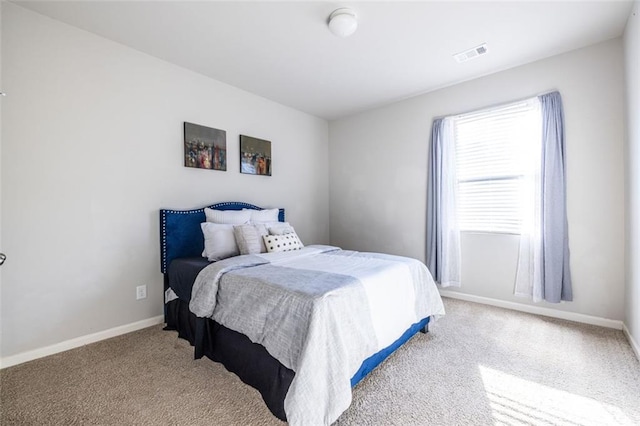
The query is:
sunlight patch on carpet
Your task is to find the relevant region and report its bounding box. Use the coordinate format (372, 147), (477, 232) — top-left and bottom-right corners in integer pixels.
(478, 365), (634, 426)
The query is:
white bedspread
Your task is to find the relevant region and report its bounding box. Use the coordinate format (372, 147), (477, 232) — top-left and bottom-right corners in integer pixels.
(189, 245), (445, 426)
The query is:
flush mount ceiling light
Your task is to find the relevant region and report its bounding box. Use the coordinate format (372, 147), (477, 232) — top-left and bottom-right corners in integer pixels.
(328, 8), (358, 38)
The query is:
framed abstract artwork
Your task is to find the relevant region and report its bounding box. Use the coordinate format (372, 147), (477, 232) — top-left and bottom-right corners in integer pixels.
(240, 135), (271, 176)
(184, 122), (227, 171)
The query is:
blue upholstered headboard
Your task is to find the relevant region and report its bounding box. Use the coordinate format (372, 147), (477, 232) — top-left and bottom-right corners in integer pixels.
(159, 201), (285, 273)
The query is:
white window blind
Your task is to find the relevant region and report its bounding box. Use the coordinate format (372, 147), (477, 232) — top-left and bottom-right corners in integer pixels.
(453, 99), (541, 234)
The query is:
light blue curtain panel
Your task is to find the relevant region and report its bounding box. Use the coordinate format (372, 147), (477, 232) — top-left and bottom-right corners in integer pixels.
(540, 91), (573, 302)
(426, 118), (461, 287)
(426, 118), (443, 281)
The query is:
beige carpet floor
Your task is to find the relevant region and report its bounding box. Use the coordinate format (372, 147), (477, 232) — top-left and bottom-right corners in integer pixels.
(1, 298), (639, 426)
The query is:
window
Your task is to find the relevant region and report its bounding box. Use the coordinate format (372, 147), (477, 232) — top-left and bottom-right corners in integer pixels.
(453, 99), (541, 234)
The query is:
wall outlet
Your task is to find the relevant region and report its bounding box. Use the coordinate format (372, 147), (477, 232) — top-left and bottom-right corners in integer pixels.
(136, 285), (147, 300)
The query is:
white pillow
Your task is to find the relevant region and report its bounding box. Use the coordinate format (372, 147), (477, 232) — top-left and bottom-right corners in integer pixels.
(244, 208), (280, 224)
(263, 232), (303, 253)
(266, 222), (294, 235)
(233, 224), (269, 255)
(201, 222), (240, 261)
(204, 208), (251, 225)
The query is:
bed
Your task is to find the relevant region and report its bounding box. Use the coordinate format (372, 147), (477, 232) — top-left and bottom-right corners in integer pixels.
(160, 201), (445, 425)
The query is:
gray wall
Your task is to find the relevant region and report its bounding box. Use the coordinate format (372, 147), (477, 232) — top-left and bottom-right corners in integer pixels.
(2, 1), (635, 362)
(329, 38), (626, 321)
(624, 1), (640, 352)
(1, 3), (329, 359)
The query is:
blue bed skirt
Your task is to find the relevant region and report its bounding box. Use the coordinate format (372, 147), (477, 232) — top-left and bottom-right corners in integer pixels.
(351, 317), (429, 387)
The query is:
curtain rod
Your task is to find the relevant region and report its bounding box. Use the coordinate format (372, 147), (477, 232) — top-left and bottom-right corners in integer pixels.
(433, 90), (558, 121)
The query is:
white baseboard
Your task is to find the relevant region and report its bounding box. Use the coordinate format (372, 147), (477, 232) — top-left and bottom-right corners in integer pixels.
(439, 290), (624, 330)
(3, 297), (636, 368)
(0, 315), (165, 369)
(622, 323), (640, 362)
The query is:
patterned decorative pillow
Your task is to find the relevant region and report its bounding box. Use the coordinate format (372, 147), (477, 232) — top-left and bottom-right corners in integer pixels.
(263, 232), (303, 253)
(233, 224), (269, 255)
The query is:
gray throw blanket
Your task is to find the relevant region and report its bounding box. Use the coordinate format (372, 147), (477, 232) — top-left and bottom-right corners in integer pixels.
(190, 245), (445, 426)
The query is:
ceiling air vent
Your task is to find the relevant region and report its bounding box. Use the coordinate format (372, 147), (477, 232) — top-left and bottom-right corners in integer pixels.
(453, 43), (488, 63)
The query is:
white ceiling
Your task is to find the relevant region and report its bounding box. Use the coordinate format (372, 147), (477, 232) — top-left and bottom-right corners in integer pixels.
(13, 1), (633, 120)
